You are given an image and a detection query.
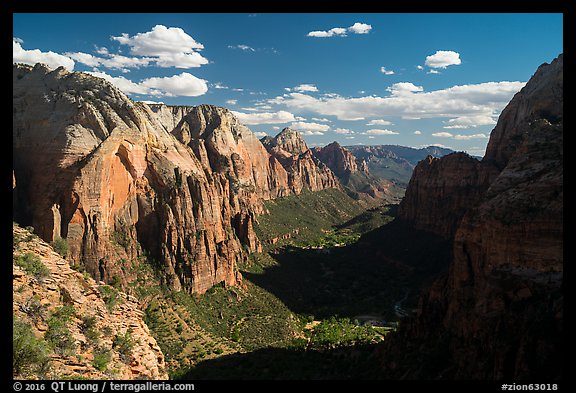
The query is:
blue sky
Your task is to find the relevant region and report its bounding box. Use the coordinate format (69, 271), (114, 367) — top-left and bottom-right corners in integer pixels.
(13, 13), (563, 156)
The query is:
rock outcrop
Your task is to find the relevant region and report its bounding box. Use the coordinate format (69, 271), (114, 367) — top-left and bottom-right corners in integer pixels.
(397, 152), (498, 239)
(313, 142), (398, 203)
(261, 128), (340, 194)
(381, 54), (563, 379)
(13, 224), (168, 380)
(13, 64), (281, 294)
(312, 141), (368, 179)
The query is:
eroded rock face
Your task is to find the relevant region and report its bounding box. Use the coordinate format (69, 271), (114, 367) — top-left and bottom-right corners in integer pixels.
(13, 64), (281, 294)
(381, 54), (563, 379)
(397, 152), (498, 239)
(13, 224), (168, 380)
(312, 141), (369, 178)
(261, 128), (340, 194)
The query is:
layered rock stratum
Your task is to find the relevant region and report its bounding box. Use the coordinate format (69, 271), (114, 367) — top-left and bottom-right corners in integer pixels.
(382, 54), (563, 379)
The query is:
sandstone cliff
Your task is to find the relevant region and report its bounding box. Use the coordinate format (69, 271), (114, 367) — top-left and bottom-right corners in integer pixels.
(12, 64), (278, 294)
(13, 224), (168, 379)
(261, 128), (340, 194)
(381, 54), (563, 379)
(313, 142), (398, 203)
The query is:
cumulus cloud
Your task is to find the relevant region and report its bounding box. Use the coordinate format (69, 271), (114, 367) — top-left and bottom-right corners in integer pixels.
(65, 51), (152, 71)
(367, 119), (393, 126)
(267, 81), (525, 125)
(427, 69), (440, 74)
(231, 110), (297, 125)
(293, 84), (319, 92)
(253, 131), (268, 137)
(425, 50), (462, 69)
(112, 25), (208, 68)
(13, 39), (75, 71)
(225, 100), (237, 105)
(386, 82), (424, 95)
(140, 73), (208, 96)
(443, 115), (496, 129)
(87, 71), (151, 95)
(348, 22), (372, 34)
(88, 71), (208, 97)
(365, 129), (400, 135)
(307, 22), (372, 37)
(290, 121), (330, 132)
(380, 67), (395, 75)
(414, 130), (422, 135)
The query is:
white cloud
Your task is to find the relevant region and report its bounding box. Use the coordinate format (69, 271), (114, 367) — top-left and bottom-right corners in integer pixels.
(416, 65), (424, 70)
(365, 129), (399, 135)
(225, 100), (237, 105)
(334, 128), (354, 134)
(140, 73), (208, 96)
(380, 67), (395, 75)
(311, 117), (330, 122)
(302, 130), (325, 136)
(293, 84), (319, 92)
(427, 69), (440, 74)
(88, 71), (150, 95)
(290, 121), (330, 132)
(140, 100), (165, 105)
(307, 27), (348, 38)
(453, 133), (489, 140)
(231, 110), (296, 124)
(432, 131), (488, 140)
(386, 82), (424, 96)
(253, 131), (268, 137)
(425, 50), (462, 69)
(13, 39), (75, 71)
(66, 51), (153, 71)
(348, 22), (372, 34)
(443, 115), (496, 129)
(228, 44), (256, 52)
(414, 130), (422, 135)
(367, 119), (393, 126)
(307, 22), (372, 37)
(213, 82), (228, 89)
(112, 25), (208, 68)
(268, 81), (525, 125)
(345, 136), (355, 139)
(432, 132), (454, 138)
(88, 71), (208, 97)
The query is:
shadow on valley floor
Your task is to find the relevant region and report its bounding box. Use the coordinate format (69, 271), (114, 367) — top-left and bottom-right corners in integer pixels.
(182, 343), (384, 380)
(243, 219), (452, 321)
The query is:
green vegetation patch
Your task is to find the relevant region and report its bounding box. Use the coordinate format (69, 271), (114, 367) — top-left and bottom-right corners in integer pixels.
(14, 252), (50, 279)
(13, 316), (51, 378)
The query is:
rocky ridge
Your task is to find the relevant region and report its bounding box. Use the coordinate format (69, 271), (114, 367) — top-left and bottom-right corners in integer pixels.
(382, 54), (563, 379)
(13, 224), (168, 380)
(260, 128), (340, 194)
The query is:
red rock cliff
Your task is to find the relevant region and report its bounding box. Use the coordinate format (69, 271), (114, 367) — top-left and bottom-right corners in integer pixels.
(261, 128), (340, 194)
(12, 64), (288, 294)
(382, 54), (563, 379)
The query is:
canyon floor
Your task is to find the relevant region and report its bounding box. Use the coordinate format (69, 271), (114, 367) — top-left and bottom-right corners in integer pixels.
(133, 189), (451, 379)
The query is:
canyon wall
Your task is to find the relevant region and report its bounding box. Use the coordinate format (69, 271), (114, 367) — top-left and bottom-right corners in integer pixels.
(382, 54), (563, 379)
(13, 63), (342, 295)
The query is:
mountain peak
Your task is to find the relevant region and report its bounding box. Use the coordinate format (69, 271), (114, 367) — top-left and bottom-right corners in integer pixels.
(271, 127), (309, 156)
